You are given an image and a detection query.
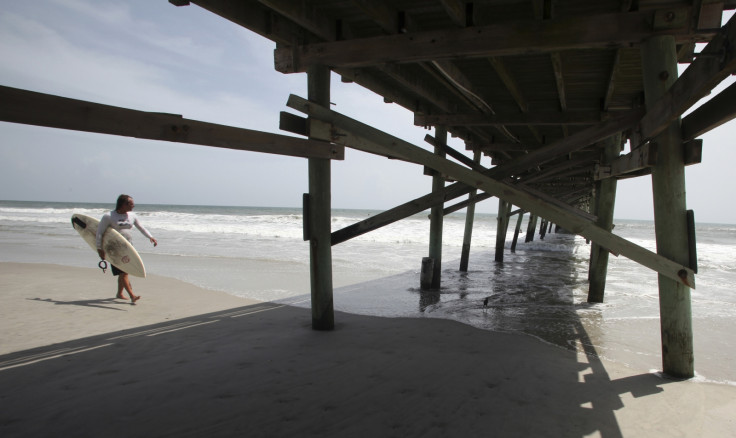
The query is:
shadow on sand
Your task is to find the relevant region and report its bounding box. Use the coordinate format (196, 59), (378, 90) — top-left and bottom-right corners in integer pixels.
(0, 287), (675, 437)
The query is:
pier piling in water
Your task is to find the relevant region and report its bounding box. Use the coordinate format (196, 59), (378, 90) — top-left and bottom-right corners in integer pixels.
(459, 151), (482, 272)
(427, 126), (447, 289)
(588, 134), (622, 303)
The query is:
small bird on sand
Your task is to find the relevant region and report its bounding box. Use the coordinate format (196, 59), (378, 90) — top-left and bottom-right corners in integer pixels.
(483, 297), (489, 307)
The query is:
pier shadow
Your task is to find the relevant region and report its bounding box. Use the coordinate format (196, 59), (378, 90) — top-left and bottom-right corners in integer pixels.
(396, 233), (678, 437)
(0, 292), (679, 437)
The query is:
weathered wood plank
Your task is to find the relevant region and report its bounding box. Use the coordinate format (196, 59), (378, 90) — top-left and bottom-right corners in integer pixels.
(288, 94), (694, 287)
(588, 134), (621, 303)
(307, 65), (335, 331)
(643, 35), (694, 378)
(595, 143), (657, 180)
(638, 13), (736, 142)
(681, 80), (736, 141)
(485, 109), (643, 179)
(428, 126), (448, 289)
(414, 110), (603, 127)
(275, 9), (712, 73)
(0, 85), (344, 160)
(460, 151), (481, 272)
(424, 134), (485, 171)
(595, 140), (702, 180)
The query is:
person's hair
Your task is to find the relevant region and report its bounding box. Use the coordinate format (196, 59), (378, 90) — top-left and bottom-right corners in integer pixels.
(116, 194), (132, 210)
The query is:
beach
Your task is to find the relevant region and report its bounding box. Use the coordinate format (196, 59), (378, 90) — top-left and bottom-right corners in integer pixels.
(1, 262), (735, 437)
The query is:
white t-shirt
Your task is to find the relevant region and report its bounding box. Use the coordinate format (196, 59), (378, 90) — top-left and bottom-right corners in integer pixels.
(96, 210), (153, 249)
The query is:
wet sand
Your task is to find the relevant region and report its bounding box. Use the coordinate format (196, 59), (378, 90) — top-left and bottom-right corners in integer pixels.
(1, 262), (735, 437)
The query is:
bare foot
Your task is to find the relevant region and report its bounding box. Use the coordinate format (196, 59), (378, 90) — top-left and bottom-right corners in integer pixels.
(116, 294), (126, 300)
(131, 295), (141, 304)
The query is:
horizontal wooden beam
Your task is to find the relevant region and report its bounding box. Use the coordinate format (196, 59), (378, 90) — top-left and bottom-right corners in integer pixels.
(596, 143), (658, 180)
(275, 8), (712, 73)
(595, 140), (702, 180)
(0, 86), (343, 160)
(415, 110), (604, 127)
(288, 94), (694, 287)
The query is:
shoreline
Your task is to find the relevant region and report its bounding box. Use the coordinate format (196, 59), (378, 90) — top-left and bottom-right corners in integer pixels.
(1, 262), (736, 436)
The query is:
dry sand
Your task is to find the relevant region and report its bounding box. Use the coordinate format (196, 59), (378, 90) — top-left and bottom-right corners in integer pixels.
(0, 262), (734, 437)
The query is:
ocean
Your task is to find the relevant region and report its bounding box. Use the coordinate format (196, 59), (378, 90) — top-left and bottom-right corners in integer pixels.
(1, 200), (735, 384)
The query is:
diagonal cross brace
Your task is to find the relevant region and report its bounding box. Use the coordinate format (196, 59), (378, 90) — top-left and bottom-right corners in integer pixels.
(288, 95), (695, 288)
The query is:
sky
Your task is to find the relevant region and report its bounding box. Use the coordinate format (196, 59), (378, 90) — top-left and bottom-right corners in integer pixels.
(0, 0), (734, 223)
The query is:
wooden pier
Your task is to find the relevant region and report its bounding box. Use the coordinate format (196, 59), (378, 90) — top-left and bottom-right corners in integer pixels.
(4, 0), (736, 379)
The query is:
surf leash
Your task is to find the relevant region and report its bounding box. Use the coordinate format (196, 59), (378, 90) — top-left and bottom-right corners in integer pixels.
(98, 260), (108, 274)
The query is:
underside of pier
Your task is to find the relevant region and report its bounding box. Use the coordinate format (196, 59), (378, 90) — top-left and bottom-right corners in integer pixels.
(4, 0), (736, 378)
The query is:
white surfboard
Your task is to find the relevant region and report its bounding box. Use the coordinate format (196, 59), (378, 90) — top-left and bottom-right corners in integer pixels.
(71, 213), (146, 278)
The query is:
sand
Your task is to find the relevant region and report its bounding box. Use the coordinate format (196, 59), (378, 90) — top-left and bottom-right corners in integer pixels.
(1, 262), (734, 437)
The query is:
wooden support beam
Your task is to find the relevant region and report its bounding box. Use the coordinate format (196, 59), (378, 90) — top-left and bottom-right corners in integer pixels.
(643, 35), (694, 378)
(460, 150), (482, 272)
(257, 0), (337, 42)
(681, 79), (736, 141)
(603, 49), (623, 111)
(638, 13), (736, 143)
(275, 9), (712, 73)
(0, 85), (343, 160)
(307, 65), (334, 331)
(289, 94), (695, 287)
(495, 200), (512, 262)
(510, 211), (525, 253)
(489, 57), (528, 113)
(525, 214), (538, 242)
(595, 140), (702, 180)
(595, 142), (657, 180)
(550, 52), (567, 111)
(440, 0), (467, 27)
(588, 134), (622, 303)
(414, 110), (604, 127)
(425, 134), (484, 171)
(191, 0), (303, 46)
(486, 109), (643, 179)
(428, 126), (447, 289)
(444, 193), (492, 216)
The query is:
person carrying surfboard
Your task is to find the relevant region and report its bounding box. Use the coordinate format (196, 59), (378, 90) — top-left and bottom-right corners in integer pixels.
(96, 194), (157, 303)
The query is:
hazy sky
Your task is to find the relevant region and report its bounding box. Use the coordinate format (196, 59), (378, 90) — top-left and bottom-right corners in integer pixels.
(1, 0), (734, 223)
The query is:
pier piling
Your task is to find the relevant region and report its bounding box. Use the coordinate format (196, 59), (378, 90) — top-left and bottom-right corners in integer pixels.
(642, 36), (694, 378)
(427, 126), (447, 289)
(307, 64), (334, 330)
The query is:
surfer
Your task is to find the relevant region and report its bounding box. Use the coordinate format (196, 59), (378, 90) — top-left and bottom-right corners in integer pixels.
(96, 194), (158, 303)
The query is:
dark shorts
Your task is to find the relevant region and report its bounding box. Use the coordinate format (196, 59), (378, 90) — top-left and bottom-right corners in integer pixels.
(111, 264), (125, 276)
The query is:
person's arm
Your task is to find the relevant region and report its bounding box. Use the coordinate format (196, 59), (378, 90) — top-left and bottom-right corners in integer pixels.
(96, 214), (111, 259)
(133, 215), (157, 247)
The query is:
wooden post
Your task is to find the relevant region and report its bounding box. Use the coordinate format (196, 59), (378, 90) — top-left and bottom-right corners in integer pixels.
(588, 134), (621, 303)
(525, 214), (537, 242)
(307, 65), (334, 330)
(539, 218), (547, 240)
(428, 126), (447, 289)
(460, 150), (482, 271)
(494, 200), (512, 262)
(642, 36), (694, 378)
(510, 211), (525, 252)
